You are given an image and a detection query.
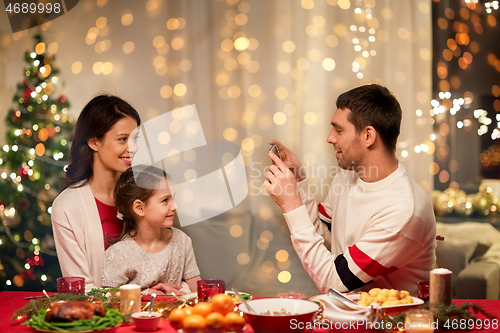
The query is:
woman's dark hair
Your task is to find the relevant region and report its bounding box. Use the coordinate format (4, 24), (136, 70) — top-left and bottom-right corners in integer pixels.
(336, 84), (402, 151)
(112, 165), (168, 243)
(61, 95), (141, 190)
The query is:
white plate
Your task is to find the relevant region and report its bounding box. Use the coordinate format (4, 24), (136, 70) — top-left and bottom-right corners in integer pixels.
(179, 291), (253, 303)
(310, 293), (424, 310)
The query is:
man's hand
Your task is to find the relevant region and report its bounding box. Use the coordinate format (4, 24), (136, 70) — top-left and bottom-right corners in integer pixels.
(269, 140), (306, 182)
(265, 151), (304, 213)
(149, 282), (186, 295)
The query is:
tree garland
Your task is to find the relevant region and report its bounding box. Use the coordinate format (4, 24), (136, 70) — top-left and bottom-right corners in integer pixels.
(378, 302), (498, 332)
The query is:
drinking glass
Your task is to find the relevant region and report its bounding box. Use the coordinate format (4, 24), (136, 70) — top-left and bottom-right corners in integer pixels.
(418, 280), (430, 302)
(197, 279), (225, 301)
(57, 277), (85, 294)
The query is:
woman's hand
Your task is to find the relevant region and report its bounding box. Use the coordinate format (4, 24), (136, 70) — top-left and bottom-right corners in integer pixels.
(150, 283), (186, 295)
(268, 140), (306, 182)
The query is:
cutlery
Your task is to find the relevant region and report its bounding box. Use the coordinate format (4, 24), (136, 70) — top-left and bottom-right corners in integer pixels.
(232, 287), (256, 314)
(148, 293), (156, 317)
(327, 288), (360, 307)
(30, 299), (39, 316)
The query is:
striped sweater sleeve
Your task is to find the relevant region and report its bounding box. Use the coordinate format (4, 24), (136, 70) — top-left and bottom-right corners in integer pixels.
(284, 205), (424, 293)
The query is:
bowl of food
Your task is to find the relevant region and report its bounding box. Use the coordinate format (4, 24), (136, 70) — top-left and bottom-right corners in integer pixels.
(238, 298), (320, 333)
(131, 312), (162, 332)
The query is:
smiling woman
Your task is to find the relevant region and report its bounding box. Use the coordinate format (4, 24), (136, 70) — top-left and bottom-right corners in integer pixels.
(50, 95), (141, 292)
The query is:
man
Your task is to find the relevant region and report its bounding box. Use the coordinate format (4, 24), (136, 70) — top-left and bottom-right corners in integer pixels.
(265, 84), (436, 295)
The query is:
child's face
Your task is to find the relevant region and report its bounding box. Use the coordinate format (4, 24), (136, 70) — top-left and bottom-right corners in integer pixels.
(142, 181), (177, 228)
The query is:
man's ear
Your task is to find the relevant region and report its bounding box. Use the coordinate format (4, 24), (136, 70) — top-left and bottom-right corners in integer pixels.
(364, 126), (377, 148)
(87, 137), (99, 152)
(132, 199), (145, 217)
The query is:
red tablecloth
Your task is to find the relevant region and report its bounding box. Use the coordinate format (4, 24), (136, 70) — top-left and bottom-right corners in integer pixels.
(1, 291), (499, 332)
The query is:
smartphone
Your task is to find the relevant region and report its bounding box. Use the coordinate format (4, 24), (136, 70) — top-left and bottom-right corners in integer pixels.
(269, 144), (281, 162)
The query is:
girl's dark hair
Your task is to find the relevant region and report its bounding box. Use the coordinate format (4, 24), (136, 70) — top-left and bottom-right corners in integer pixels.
(112, 165), (168, 243)
(61, 95), (141, 190)
(336, 84), (402, 151)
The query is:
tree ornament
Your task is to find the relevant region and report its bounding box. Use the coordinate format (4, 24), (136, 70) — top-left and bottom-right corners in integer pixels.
(473, 192), (491, 216)
(435, 193), (454, 217)
(16, 197), (30, 211)
(17, 166), (28, 179)
(13, 110), (22, 122)
(455, 195), (475, 217)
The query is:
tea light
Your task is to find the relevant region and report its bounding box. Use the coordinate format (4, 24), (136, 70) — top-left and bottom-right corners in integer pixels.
(119, 284), (141, 314)
(429, 268), (452, 306)
(278, 291), (305, 299)
(405, 309), (435, 333)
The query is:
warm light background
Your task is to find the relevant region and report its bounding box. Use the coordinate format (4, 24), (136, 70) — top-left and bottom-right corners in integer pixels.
(0, 0), (433, 295)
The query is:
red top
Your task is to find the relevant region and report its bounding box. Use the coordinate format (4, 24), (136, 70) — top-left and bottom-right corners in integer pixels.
(94, 198), (121, 250)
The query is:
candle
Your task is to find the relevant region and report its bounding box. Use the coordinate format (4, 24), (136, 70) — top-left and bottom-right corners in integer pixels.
(429, 268), (452, 307)
(405, 309), (435, 333)
(119, 284), (141, 314)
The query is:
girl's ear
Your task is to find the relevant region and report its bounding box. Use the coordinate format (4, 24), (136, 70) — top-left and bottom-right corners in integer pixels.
(87, 137), (99, 152)
(132, 199), (145, 217)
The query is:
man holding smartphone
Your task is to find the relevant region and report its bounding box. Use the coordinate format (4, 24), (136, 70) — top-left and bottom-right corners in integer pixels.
(264, 84), (436, 295)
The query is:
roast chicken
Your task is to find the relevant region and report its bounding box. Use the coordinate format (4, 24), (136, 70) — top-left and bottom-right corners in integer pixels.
(45, 301), (106, 322)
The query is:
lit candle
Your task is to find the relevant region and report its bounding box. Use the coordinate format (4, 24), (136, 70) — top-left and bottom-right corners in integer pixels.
(119, 284), (141, 314)
(429, 268), (452, 307)
(405, 309), (435, 333)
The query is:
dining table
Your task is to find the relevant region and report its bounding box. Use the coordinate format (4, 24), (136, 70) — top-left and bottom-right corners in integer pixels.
(1, 291), (499, 333)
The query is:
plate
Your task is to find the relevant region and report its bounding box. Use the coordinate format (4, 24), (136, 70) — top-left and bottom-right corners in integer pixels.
(310, 293), (424, 314)
(179, 291), (253, 303)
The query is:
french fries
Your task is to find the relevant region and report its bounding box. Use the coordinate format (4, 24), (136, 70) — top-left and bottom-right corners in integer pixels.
(356, 288), (413, 307)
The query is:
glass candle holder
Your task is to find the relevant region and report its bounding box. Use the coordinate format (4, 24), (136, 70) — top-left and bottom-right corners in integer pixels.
(57, 277), (85, 294)
(278, 291), (305, 299)
(418, 281), (430, 302)
(197, 279), (225, 301)
(405, 309), (435, 333)
(119, 284), (141, 315)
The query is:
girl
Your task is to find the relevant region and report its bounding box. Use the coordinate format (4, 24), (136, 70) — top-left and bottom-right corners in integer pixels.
(101, 166), (201, 295)
(51, 95), (141, 291)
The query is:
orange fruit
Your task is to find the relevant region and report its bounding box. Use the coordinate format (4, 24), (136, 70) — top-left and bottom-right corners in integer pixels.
(224, 312), (246, 331)
(211, 293), (234, 315)
(205, 311), (225, 329)
(192, 302), (213, 317)
(183, 314), (206, 330)
(168, 308), (188, 329)
(183, 306), (194, 316)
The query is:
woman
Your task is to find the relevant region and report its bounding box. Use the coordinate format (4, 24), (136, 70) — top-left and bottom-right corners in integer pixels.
(51, 95), (141, 291)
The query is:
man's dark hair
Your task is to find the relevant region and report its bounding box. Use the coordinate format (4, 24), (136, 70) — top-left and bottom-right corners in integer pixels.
(336, 84), (402, 151)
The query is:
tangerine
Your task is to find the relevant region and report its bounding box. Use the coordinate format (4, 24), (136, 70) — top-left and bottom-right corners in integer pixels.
(224, 312), (246, 331)
(205, 311), (225, 329)
(183, 314), (206, 331)
(211, 293), (234, 315)
(192, 301), (213, 317)
(183, 306), (194, 316)
(168, 308), (188, 329)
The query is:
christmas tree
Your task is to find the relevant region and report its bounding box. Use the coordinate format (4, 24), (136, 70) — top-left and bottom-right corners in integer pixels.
(0, 34), (74, 291)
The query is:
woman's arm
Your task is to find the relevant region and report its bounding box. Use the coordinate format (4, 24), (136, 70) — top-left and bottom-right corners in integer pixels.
(185, 275), (201, 294)
(52, 218), (99, 291)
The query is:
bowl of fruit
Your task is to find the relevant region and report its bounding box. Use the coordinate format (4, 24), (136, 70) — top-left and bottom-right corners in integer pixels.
(168, 293), (246, 333)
